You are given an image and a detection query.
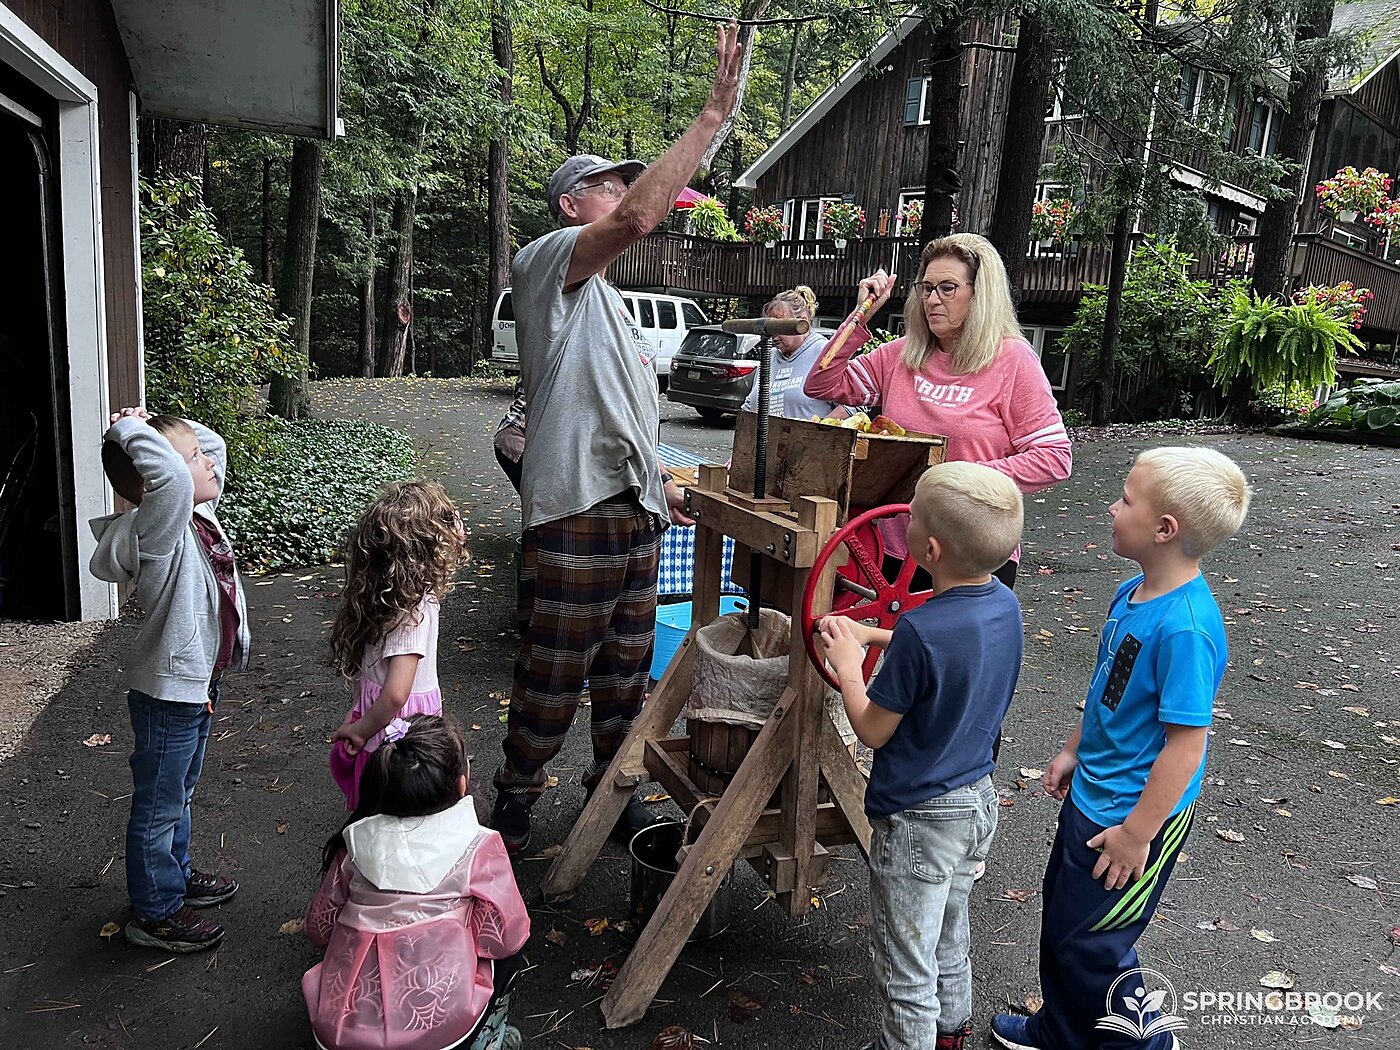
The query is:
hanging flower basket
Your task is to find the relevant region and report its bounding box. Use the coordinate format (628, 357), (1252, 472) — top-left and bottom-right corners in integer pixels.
(1365, 198), (1400, 235)
(1029, 197), (1077, 243)
(898, 199), (922, 237)
(821, 201), (866, 242)
(743, 204), (787, 245)
(1315, 167), (1392, 221)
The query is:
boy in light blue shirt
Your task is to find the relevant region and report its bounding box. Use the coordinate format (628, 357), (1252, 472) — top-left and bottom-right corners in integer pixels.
(992, 446), (1251, 1050)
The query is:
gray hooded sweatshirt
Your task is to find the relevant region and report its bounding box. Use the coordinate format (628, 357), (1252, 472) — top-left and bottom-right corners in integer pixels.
(89, 417), (251, 704)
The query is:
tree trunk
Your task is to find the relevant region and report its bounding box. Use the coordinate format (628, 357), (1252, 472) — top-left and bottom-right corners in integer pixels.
(1252, 0), (1336, 301)
(138, 117), (207, 185)
(359, 202), (377, 379)
(780, 25), (803, 128)
(269, 139), (323, 419)
(1092, 207), (1131, 426)
(699, 0), (774, 170)
(487, 0), (514, 339)
(380, 188), (419, 378)
(988, 14), (1054, 301)
(260, 156), (275, 286)
(663, 11), (681, 137)
(921, 7), (966, 239)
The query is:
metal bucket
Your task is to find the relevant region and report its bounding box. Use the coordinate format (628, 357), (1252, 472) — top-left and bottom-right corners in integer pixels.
(628, 821), (732, 942)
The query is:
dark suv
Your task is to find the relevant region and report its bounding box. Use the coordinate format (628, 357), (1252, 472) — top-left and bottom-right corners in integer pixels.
(666, 324), (833, 423)
(665, 326), (762, 422)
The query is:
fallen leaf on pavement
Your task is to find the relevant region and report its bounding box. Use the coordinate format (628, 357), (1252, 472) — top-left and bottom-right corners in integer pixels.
(999, 888), (1038, 902)
(583, 917), (610, 936)
(727, 988), (763, 1022)
(1377, 797), (1400, 806)
(99, 921), (120, 939)
(279, 918), (304, 936)
(1260, 970), (1295, 990)
(1018, 767), (1044, 779)
(83, 734), (112, 747)
(1250, 929), (1278, 943)
(1216, 829), (1246, 843)
(650, 1025), (694, 1048)
(545, 928), (566, 946)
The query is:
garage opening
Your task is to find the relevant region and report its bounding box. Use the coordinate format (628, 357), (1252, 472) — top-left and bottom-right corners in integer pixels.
(0, 80), (79, 621)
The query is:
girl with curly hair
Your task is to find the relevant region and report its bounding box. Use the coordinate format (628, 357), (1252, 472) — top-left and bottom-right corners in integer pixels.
(328, 480), (467, 808)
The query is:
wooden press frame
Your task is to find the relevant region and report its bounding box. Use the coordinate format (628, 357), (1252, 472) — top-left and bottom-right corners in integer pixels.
(541, 415), (946, 1028)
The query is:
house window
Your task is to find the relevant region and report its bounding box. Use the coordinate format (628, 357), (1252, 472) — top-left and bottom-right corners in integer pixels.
(1248, 101), (1279, 155)
(787, 196), (842, 239)
(1024, 327), (1071, 396)
(1178, 65), (1203, 116)
(1045, 60), (1083, 122)
(905, 77), (934, 127)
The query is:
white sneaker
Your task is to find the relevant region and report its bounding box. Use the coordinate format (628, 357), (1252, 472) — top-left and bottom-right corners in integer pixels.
(973, 860), (986, 882)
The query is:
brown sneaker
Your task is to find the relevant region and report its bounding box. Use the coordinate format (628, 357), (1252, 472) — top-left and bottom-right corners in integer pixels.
(125, 905), (225, 953)
(185, 869), (238, 908)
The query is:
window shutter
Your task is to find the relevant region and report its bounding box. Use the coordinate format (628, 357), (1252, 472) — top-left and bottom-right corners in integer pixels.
(904, 78), (922, 126)
(1265, 107), (1280, 155)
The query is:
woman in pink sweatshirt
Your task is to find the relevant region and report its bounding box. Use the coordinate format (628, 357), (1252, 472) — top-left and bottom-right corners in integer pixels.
(804, 233), (1072, 588)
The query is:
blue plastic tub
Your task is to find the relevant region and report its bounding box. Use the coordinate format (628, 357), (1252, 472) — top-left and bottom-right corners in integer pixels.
(651, 596), (748, 680)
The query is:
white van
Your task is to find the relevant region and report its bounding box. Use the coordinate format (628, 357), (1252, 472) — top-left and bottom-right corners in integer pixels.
(491, 289), (708, 387)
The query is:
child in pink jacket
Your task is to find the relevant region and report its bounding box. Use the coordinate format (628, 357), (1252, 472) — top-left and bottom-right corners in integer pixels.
(305, 715), (530, 1050)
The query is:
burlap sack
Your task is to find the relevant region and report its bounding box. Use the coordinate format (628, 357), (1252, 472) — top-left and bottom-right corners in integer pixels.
(686, 609), (856, 746)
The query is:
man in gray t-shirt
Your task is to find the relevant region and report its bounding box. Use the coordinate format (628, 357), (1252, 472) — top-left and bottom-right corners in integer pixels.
(490, 24), (742, 854)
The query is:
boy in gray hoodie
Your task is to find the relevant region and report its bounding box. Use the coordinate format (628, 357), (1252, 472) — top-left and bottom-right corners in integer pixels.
(90, 407), (250, 952)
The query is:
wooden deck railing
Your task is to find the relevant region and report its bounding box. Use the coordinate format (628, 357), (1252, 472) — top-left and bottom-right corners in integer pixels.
(613, 230), (1400, 333)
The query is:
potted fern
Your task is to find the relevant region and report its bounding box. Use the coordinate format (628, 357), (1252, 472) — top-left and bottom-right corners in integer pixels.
(1209, 289), (1363, 396)
(688, 197), (741, 241)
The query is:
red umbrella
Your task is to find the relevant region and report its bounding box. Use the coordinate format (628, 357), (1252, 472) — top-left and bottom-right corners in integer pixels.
(674, 187), (712, 209)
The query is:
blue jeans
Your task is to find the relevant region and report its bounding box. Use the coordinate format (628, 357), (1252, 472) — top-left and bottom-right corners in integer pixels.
(126, 685), (216, 921)
(869, 775), (999, 1049)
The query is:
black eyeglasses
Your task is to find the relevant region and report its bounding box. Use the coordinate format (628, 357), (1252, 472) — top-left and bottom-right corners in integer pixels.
(914, 280), (971, 301)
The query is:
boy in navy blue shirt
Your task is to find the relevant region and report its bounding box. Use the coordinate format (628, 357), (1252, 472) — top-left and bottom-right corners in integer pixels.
(992, 447), (1251, 1050)
(820, 461), (1026, 1050)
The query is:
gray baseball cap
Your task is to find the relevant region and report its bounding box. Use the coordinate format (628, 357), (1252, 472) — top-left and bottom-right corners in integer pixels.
(547, 154), (646, 221)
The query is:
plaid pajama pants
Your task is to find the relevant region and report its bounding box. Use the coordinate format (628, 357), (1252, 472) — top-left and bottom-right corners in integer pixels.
(494, 494), (662, 801)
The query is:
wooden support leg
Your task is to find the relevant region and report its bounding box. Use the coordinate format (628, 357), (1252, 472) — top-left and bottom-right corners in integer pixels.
(600, 689), (801, 1029)
(819, 711), (872, 859)
(775, 495), (839, 915)
(540, 633), (698, 903)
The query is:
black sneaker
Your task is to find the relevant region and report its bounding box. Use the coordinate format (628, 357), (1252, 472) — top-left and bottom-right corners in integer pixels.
(185, 869), (238, 908)
(125, 905), (225, 953)
(490, 792), (532, 855)
(584, 785), (662, 844)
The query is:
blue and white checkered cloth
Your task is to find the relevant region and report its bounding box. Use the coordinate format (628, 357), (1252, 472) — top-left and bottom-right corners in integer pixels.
(659, 444), (743, 598)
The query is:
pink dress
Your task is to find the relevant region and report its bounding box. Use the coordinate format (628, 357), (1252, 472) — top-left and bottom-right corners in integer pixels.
(330, 597), (443, 808)
(805, 327), (1073, 561)
(303, 797), (531, 1050)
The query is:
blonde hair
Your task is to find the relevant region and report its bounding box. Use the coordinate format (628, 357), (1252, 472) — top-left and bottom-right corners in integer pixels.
(910, 461), (1024, 575)
(101, 415), (196, 505)
(765, 285), (818, 320)
(902, 233), (1024, 375)
(329, 480), (468, 678)
(1133, 447), (1251, 557)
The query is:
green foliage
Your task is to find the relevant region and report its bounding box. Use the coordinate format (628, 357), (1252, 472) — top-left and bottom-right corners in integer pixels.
(688, 196), (741, 241)
(220, 418), (417, 571)
(1209, 290), (1363, 392)
(1250, 380), (1318, 424)
(1294, 379), (1400, 435)
(1061, 408), (1092, 428)
(1062, 238), (1223, 390)
(141, 178), (303, 447)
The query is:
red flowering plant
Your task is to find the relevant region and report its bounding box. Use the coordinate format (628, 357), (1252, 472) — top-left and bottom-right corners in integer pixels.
(821, 200), (866, 240)
(1029, 197), (1078, 242)
(1315, 167), (1392, 217)
(1364, 197), (1400, 234)
(1292, 281), (1375, 330)
(898, 198), (922, 236)
(743, 205), (787, 243)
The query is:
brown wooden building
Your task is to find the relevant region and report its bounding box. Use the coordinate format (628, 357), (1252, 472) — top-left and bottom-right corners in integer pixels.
(0, 0), (337, 620)
(615, 6), (1400, 404)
